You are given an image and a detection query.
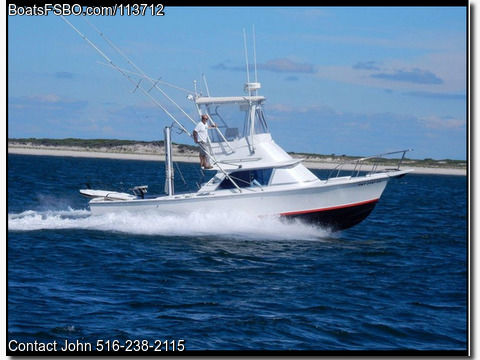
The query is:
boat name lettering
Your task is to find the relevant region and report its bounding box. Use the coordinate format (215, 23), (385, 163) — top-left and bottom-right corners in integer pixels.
(357, 180), (382, 186)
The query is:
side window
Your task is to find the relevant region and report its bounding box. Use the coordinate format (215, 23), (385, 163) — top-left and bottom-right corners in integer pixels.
(218, 169), (273, 189)
(252, 168), (273, 185)
(218, 171), (250, 189)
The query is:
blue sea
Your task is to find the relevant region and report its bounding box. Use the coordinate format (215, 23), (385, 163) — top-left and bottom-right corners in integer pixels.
(7, 154), (468, 354)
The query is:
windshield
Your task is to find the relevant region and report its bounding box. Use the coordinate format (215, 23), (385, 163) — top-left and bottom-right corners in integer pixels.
(198, 101), (269, 143)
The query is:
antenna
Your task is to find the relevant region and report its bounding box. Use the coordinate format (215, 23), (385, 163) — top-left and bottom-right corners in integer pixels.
(253, 25), (258, 84)
(202, 73), (211, 97)
(243, 28), (251, 96)
(243, 26), (261, 96)
(197, 62), (204, 95)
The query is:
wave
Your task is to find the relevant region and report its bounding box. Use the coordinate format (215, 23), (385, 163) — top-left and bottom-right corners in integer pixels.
(8, 208), (332, 241)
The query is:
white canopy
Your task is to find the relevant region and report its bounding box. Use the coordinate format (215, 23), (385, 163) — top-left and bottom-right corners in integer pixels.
(195, 95), (265, 105)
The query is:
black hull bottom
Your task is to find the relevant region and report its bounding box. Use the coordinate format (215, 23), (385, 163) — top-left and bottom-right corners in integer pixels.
(281, 199), (379, 231)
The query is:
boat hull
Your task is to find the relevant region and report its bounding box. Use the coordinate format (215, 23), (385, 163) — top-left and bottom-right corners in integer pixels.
(86, 173), (392, 231)
(280, 198), (378, 230)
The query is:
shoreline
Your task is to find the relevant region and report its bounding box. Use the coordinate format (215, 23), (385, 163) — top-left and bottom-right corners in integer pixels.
(8, 146), (467, 176)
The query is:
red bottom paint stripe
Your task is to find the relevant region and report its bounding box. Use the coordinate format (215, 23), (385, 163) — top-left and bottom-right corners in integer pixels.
(280, 198), (379, 216)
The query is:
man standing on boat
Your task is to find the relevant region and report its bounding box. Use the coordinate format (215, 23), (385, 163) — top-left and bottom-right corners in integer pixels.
(193, 114), (217, 169)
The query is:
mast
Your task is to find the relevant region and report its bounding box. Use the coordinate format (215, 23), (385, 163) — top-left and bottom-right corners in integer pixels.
(164, 126), (174, 197)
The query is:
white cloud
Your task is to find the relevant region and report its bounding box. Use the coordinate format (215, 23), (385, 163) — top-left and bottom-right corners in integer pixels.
(419, 116), (466, 130)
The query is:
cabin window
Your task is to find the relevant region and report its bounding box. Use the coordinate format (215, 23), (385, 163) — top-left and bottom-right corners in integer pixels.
(218, 168), (273, 189)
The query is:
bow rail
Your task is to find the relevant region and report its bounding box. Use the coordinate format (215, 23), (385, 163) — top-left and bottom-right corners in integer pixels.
(327, 149), (413, 181)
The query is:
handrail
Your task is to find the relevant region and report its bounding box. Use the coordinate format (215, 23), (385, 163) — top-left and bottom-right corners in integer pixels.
(326, 149), (413, 181)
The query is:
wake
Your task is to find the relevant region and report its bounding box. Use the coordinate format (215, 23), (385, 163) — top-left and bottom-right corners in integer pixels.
(8, 208), (333, 241)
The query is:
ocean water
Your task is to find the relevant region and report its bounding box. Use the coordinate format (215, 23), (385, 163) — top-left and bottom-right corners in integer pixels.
(7, 154), (468, 353)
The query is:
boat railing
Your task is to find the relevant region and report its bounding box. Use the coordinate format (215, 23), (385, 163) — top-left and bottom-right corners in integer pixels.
(326, 149), (412, 181)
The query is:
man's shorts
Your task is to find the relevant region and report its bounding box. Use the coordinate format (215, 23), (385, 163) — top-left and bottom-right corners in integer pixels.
(198, 141), (208, 156)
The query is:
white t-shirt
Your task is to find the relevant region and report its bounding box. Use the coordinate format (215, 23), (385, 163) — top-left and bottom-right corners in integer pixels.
(194, 121), (209, 143)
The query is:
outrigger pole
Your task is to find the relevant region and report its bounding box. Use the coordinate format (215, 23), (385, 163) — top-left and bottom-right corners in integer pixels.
(97, 62), (195, 95)
(253, 25), (258, 85)
(83, 17), (235, 154)
(61, 16), (243, 193)
(82, 17), (198, 128)
(61, 15), (192, 137)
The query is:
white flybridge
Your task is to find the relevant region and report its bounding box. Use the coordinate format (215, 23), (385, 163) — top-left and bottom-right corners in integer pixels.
(68, 18), (412, 231)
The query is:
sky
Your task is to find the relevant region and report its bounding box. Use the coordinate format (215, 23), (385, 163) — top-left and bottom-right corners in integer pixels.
(7, 6), (468, 160)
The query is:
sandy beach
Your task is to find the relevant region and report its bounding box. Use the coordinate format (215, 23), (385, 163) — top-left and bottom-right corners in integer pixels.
(8, 146), (467, 176)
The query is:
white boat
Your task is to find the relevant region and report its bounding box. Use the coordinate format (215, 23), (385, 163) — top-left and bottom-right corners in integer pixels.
(68, 19), (412, 231)
(80, 90), (412, 231)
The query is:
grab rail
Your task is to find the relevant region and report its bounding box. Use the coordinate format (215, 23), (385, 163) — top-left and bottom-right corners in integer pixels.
(326, 149), (413, 181)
